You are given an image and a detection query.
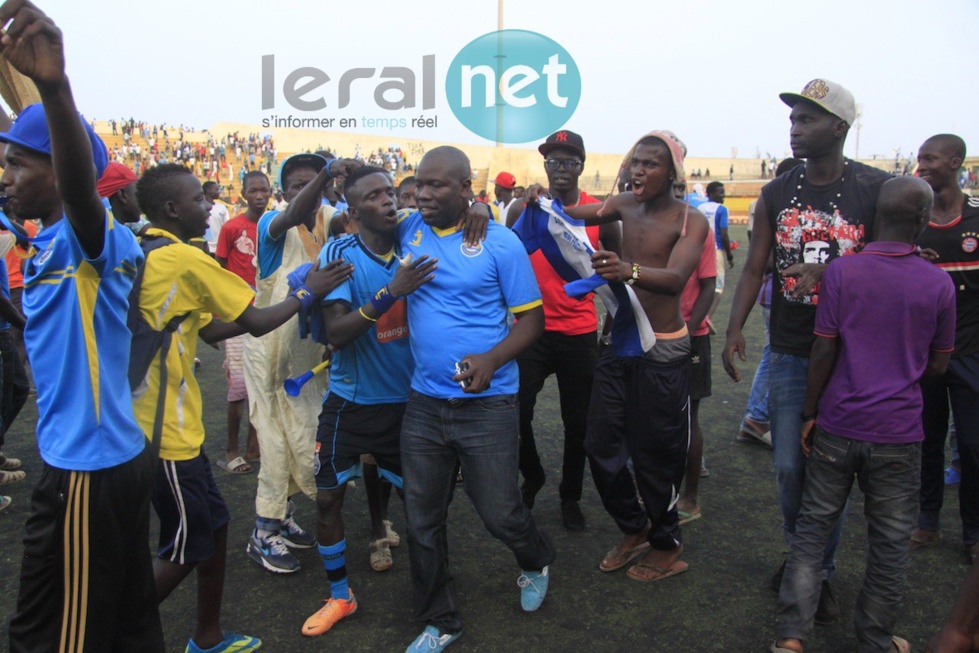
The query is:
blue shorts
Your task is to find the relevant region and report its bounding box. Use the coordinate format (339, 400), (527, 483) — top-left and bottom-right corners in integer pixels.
(151, 450), (230, 565)
(315, 393), (405, 490)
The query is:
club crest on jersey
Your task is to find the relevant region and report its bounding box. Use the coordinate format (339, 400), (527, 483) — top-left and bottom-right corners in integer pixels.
(35, 245), (54, 266)
(963, 236), (978, 253)
(460, 241), (483, 257)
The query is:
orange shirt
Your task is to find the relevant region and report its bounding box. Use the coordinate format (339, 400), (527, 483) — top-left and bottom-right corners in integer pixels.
(529, 191), (601, 335)
(5, 219), (38, 289)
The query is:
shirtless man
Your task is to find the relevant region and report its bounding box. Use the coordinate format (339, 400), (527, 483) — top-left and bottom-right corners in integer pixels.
(533, 131), (708, 581)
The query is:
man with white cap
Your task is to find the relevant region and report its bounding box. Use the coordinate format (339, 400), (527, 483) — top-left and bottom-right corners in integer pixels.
(722, 79), (891, 622)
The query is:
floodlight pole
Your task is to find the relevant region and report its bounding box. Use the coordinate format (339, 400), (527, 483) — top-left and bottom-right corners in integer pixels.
(495, 0), (504, 147)
(854, 103), (862, 162)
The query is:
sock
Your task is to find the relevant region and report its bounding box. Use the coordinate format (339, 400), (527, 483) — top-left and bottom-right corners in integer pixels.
(319, 540), (349, 600)
(256, 515), (281, 537)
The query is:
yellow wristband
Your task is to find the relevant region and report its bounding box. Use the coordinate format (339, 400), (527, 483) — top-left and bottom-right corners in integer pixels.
(358, 306), (378, 322)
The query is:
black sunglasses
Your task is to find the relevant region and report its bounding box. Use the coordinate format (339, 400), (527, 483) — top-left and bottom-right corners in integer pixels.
(545, 159), (583, 171)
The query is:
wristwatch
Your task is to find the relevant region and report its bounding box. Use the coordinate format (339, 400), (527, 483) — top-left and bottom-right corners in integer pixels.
(625, 262), (640, 285)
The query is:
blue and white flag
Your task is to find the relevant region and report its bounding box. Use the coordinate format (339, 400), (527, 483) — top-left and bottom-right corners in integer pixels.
(512, 197), (656, 356)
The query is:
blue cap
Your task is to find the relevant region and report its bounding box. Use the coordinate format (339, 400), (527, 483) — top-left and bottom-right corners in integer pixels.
(0, 103), (109, 177)
(278, 152), (328, 189)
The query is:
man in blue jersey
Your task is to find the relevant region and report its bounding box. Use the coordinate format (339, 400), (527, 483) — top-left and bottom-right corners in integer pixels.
(399, 146), (555, 652)
(699, 181), (733, 321)
(301, 166), (436, 638)
(2, 1), (165, 650)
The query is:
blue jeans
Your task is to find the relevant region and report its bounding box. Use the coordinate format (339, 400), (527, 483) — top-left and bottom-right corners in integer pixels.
(777, 430), (920, 652)
(743, 306), (771, 424)
(769, 352), (845, 574)
(401, 391), (555, 633)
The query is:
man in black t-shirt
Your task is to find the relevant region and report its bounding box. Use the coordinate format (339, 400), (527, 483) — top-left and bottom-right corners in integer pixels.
(722, 79), (890, 626)
(914, 133), (979, 564)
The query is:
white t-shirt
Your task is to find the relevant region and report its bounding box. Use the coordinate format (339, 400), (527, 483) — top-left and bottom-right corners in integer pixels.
(206, 201), (230, 251)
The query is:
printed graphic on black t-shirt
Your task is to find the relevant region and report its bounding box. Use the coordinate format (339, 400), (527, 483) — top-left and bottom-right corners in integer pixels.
(773, 205), (866, 304)
(762, 160), (891, 356)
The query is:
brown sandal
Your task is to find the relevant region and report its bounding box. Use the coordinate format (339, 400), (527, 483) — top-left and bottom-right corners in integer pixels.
(369, 539), (392, 572)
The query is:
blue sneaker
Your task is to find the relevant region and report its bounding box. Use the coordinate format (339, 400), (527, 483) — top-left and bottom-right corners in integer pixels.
(281, 512), (317, 549)
(247, 531), (300, 573)
(946, 466), (962, 485)
(518, 565), (549, 612)
(185, 632), (262, 652)
(405, 625), (460, 652)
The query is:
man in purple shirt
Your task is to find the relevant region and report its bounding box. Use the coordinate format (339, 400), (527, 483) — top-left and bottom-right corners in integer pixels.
(773, 176), (956, 653)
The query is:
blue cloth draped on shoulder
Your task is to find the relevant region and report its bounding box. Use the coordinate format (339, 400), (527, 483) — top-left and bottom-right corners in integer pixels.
(0, 204), (60, 250)
(287, 262), (327, 345)
(512, 197), (656, 357)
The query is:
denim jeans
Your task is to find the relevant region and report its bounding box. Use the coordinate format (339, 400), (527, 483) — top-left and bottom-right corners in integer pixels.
(743, 306), (771, 424)
(777, 430), (920, 652)
(769, 352), (845, 574)
(401, 391), (555, 633)
(919, 353), (979, 546)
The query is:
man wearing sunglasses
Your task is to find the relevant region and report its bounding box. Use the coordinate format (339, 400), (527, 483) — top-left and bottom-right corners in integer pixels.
(506, 130), (620, 531)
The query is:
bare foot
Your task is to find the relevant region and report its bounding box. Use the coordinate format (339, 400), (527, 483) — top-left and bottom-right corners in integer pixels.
(774, 638), (803, 653)
(677, 498), (699, 515)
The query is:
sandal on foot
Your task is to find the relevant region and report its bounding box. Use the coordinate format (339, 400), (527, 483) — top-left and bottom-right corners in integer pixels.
(891, 636), (910, 653)
(0, 454), (22, 470)
(678, 509), (702, 526)
(738, 418), (773, 447)
(217, 456), (253, 475)
(0, 469), (26, 486)
(383, 519), (400, 547)
(599, 540), (651, 572)
(369, 539), (392, 572)
(626, 557), (689, 582)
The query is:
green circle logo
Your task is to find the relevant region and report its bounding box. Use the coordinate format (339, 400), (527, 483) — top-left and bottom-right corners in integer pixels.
(446, 30), (581, 144)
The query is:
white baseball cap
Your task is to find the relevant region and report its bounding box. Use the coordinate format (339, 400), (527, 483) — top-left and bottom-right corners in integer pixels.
(779, 78), (856, 126)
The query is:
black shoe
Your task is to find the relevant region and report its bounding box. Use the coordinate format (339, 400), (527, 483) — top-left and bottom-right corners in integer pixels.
(561, 500), (586, 531)
(521, 475), (545, 509)
(769, 559), (786, 594)
(815, 579), (840, 625)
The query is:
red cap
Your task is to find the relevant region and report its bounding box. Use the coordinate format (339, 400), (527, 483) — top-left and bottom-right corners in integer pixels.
(494, 171), (516, 189)
(97, 162), (138, 199)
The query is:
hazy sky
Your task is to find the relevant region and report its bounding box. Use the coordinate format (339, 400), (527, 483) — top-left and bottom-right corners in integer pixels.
(39, 0), (978, 159)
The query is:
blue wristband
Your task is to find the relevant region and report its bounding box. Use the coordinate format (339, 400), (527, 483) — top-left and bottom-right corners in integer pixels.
(370, 285), (397, 314)
(289, 284), (317, 312)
